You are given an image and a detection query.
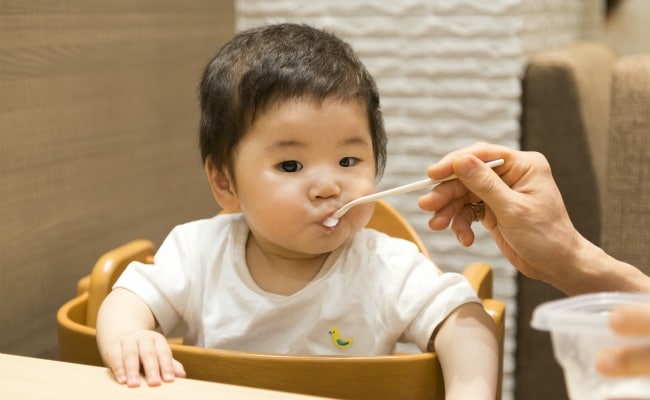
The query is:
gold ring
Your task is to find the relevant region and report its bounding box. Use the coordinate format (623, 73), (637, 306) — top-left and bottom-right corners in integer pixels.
(466, 201), (485, 222)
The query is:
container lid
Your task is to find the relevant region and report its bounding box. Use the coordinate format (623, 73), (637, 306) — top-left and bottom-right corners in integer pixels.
(531, 292), (650, 332)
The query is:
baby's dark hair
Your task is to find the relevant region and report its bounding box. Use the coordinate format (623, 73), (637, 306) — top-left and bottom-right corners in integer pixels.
(199, 23), (386, 178)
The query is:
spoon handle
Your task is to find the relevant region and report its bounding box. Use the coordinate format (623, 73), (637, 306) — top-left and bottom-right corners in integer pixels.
(331, 158), (504, 219)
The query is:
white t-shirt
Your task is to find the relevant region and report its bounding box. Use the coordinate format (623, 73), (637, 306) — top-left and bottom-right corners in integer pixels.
(115, 213), (479, 355)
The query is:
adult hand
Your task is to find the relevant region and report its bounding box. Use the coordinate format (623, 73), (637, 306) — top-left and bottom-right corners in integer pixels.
(418, 142), (583, 288)
(419, 143), (650, 295)
(597, 303), (650, 377)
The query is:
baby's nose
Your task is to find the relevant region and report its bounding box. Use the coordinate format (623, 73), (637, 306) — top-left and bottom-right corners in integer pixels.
(309, 176), (341, 200)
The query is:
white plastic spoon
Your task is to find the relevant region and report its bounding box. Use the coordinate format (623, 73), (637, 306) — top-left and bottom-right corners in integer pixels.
(324, 158), (504, 227)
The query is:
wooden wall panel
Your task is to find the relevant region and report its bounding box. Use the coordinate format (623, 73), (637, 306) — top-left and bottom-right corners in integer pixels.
(0, 1), (234, 358)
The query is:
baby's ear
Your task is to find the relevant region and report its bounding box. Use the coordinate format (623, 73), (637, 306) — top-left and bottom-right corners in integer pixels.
(205, 160), (239, 211)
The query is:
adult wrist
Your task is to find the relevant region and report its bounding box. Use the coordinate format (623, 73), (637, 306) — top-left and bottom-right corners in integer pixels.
(558, 236), (650, 295)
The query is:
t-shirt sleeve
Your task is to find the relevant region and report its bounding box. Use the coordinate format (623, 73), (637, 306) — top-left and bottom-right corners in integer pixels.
(402, 269), (480, 352)
(113, 225), (193, 335)
(368, 233), (481, 353)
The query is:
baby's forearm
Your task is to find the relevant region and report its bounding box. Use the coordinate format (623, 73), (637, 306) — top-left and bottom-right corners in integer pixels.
(433, 302), (499, 400)
(96, 288), (157, 357)
(96, 287), (160, 384)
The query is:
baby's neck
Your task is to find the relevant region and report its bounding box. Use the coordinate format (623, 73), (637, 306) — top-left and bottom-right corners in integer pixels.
(245, 234), (329, 296)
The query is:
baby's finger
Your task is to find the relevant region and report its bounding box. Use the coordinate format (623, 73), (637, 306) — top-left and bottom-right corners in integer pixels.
(154, 337), (177, 383)
(172, 358), (187, 379)
(121, 339), (143, 388)
(106, 344), (128, 385)
(138, 337), (163, 387)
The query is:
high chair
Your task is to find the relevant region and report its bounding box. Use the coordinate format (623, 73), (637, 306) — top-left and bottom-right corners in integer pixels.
(57, 199), (505, 400)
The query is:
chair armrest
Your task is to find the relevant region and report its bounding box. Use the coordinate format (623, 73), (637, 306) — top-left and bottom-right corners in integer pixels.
(463, 262), (493, 300)
(76, 275), (90, 296)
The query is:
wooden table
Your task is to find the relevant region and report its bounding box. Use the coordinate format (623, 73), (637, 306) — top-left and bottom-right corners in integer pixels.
(0, 353), (333, 399)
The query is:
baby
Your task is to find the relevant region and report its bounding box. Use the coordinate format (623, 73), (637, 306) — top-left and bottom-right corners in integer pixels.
(96, 23), (498, 399)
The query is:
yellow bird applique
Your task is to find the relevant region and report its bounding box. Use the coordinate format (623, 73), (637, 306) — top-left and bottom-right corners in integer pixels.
(328, 327), (353, 349)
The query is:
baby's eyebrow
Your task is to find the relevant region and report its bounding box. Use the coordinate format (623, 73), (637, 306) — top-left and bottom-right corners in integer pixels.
(266, 140), (305, 151)
(340, 135), (371, 147)
(266, 136), (370, 151)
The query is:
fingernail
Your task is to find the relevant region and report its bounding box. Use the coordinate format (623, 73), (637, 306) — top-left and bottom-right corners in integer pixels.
(113, 369), (127, 384)
(457, 233), (465, 246)
(127, 375), (140, 387)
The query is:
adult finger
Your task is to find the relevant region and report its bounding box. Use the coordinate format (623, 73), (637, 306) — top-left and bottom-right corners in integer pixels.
(450, 203), (478, 246)
(451, 154), (515, 216)
(425, 142), (513, 181)
(597, 345), (650, 376)
(610, 304), (650, 335)
(422, 190), (468, 231)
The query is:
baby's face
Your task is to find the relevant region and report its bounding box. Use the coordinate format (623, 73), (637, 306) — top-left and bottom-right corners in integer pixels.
(231, 98), (376, 257)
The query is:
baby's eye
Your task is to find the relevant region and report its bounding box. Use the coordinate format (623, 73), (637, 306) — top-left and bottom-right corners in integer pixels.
(339, 157), (360, 167)
(277, 160), (302, 172)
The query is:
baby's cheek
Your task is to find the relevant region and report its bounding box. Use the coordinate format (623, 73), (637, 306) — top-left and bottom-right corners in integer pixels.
(351, 203), (375, 230)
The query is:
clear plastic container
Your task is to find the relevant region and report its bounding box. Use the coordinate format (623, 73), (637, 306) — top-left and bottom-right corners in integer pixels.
(531, 292), (650, 400)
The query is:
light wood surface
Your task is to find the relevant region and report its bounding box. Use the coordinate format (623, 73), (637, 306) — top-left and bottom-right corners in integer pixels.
(0, 353), (333, 400)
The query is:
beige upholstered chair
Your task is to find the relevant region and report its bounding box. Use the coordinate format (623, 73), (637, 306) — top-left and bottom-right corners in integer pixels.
(521, 41), (618, 245)
(601, 54), (650, 272)
(518, 42), (619, 400)
(518, 42), (650, 400)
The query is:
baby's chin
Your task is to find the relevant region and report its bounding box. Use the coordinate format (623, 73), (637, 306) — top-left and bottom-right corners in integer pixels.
(280, 236), (352, 257)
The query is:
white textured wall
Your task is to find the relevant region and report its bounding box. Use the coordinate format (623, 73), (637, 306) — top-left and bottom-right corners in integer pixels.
(236, 1), (601, 399)
(520, 0), (604, 53)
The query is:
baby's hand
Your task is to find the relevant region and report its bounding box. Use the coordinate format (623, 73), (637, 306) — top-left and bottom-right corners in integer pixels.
(103, 329), (186, 387)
